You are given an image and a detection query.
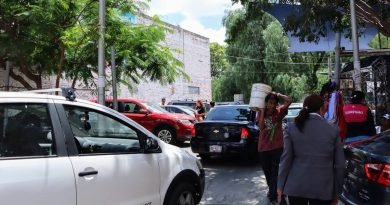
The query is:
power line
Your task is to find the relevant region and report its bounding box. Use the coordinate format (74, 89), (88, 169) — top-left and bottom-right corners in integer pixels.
(226, 55), (332, 65)
(225, 46), (333, 59)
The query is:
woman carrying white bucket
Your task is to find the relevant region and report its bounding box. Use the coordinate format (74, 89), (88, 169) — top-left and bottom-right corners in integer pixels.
(257, 91), (292, 205)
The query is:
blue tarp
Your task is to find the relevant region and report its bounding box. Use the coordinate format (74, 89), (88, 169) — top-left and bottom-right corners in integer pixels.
(268, 4), (378, 52)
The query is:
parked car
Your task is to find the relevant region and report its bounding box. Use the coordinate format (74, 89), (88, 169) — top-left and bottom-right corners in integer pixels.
(0, 90), (204, 205)
(340, 130), (390, 205)
(94, 98), (196, 144)
(161, 105), (196, 117)
(168, 100), (211, 112)
(282, 103), (303, 128)
(191, 105), (259, 160)
(215, 101), (241, 106)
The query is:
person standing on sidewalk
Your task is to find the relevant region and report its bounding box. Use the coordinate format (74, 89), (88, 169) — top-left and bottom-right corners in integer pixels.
(257, 92), (292, 205)
(277, 94), (345, 205)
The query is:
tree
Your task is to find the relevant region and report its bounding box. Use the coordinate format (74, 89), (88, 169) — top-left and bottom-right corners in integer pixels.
(232, 0), (390, 42)
(212, 6), (330, 102)
(369, 33), (390, 49)
(0, 0), (185, 90)
(220, 8), (276, 102)
(210, 42), (228, 78)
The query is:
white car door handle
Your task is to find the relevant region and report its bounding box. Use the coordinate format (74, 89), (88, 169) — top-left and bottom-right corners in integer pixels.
(78, 170), (98, 177)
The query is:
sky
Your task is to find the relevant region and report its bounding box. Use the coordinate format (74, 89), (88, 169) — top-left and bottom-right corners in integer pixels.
(148, 0), (242, 44)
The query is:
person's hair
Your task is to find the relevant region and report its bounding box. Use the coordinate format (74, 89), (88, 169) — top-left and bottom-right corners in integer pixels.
(320, 79), (336, 97)
(351, 91), (365, 104)
(196, 100), (204, 107)
(265, 93), (279, 104)
(210, 101), (215, 107)
(295, 94), (324, 132)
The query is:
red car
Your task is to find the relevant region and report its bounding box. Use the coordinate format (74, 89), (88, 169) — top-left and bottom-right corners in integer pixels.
(92, 98), (196, 144)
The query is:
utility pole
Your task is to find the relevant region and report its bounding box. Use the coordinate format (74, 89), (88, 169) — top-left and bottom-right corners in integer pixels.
(98, 0), (106, 105)
(111, 46), (118, 111)
(334, 32), (341, 86)
(350, 0), (362, 91)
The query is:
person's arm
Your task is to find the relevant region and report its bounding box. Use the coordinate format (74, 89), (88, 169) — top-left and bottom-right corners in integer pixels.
(276, 92), (293, 108)
(366, 108), (376, 136)
(277, 124), (294, 194)
(257, 109), (265, 130)
(333, 130), (346, 201)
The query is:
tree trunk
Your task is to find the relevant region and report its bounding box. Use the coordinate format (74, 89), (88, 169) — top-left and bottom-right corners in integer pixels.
(9, 68), (33, 90)
(18, 60), (42, 88)
(72, 77), (77, 88)
(56, 41), (65, 88)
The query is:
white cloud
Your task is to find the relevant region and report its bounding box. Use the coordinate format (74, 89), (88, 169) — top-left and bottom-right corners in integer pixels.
(179, 17), (226, 44)
(148, 0), (241, 43)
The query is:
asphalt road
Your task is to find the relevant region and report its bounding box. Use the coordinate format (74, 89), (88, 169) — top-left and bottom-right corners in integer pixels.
(179, 142), (345, 205)
(179, 143), (270, 205)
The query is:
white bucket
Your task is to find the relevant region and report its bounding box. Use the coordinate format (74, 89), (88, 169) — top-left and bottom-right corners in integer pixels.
(249, 83), (272, 110)
(234, 94), (244, 104)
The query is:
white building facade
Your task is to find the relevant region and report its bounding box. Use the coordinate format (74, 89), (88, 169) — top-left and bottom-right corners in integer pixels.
(123, 15), (211, 103)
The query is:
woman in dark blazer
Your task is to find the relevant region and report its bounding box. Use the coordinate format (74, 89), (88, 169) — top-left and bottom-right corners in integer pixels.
(277, 94), (345, 205)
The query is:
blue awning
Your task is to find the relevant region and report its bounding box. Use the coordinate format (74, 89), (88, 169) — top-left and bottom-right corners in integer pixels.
(267, 4), (378, 52)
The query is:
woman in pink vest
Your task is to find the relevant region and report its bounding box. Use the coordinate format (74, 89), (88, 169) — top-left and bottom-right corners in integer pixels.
(342, 91), (376, 142)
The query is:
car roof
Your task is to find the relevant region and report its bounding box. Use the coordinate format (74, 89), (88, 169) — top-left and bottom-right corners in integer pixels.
(289, 103), (303, 108)
(0, 91), (67, 100)
(0, 91), (102, 107)
(214, 104), (249, 108)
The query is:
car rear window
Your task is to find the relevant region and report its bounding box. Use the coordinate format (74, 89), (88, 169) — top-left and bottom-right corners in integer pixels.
(356, 132), (390, 156)
(206, 106), (251, 121)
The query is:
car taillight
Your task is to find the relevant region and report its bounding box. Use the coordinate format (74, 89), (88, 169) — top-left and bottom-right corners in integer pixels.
(364, 163), (390, 187)
(241, 128), (249, 139)
(191, 127), (196, 136)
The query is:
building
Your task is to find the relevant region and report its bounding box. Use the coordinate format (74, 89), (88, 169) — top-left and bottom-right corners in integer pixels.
(119, 15), (211, 103)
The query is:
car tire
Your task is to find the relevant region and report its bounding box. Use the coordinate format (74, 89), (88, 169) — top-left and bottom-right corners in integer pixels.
(155, 126), (176, 144)
(164, 182), (196, 205)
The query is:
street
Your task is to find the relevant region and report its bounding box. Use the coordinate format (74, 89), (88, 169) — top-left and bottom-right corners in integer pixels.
(180, 143), (270, 205)
(180, 143), (345, 205)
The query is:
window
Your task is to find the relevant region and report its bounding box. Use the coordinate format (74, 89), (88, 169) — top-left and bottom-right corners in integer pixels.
(123, 102), (141, 113)
(64, 106), (141, 154)
(206, 106), (252, 121)
(188, 86), (200, 94)
(0, 104), (56, 158)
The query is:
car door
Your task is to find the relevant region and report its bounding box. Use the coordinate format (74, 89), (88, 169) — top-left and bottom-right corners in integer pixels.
(0, 99), (76, 205)
(56, 102), (161, 205)
(122, 102), (153, 130)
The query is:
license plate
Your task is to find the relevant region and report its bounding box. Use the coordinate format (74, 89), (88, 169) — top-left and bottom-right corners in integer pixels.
(209, 145), (222, 153)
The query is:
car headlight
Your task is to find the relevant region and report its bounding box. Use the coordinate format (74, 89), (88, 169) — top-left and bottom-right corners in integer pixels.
(177, 119), (192, 124)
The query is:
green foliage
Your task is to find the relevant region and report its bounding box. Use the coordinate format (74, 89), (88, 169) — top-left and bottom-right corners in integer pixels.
(210, 42), (228, 78)
(369, 33), (390, 49)
(0, 0), (185, 89)
(212, 6), (330, 102)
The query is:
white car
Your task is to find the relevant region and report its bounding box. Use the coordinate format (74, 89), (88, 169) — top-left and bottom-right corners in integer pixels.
(0, 90), (205, 205)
